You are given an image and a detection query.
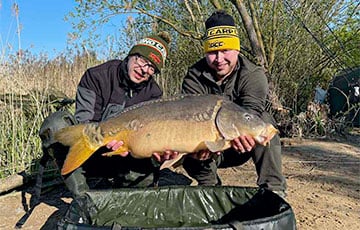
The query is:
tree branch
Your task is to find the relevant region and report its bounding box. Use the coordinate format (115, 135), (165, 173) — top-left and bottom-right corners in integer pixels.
(268, 0), (278, 72)
(184, 0), (200, 34)
(133, 6), (202, 40)
(209, 0), (222, 10)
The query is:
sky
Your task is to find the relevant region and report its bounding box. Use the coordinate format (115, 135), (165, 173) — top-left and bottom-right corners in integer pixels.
(0, 0), (79, 57)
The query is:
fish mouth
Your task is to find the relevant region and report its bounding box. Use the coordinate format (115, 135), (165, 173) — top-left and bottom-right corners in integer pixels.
(255, 124), (279, 146)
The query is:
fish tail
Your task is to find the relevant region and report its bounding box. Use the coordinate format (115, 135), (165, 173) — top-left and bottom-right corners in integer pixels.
(61, 137), (97, 175)
(54, 124), (103, 175)
(54, 124), (87, 146)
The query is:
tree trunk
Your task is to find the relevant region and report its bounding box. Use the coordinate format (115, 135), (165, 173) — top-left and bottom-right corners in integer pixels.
(268, 0), (278, 72)
(248, 1), (268, 70)
(230, 0), (265, 68)
(231, 0), (284, 111)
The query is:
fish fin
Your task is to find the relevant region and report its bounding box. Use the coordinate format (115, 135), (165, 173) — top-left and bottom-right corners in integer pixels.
(60, 137), (99, 175)
(256, 124), (279, 146)
(102, 146), (130, 157)
(205, 140), (226, 152)
(54, 124), (87, 146)
(101, 132), (131, 156)
(160, 153), (187, 170)
(55, 124), (102, 176)
(172, 156), (185, 168)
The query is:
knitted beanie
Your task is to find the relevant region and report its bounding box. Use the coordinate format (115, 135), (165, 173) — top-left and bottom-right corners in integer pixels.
(128, 32), (170, 71)
(203, 10), (240, 53)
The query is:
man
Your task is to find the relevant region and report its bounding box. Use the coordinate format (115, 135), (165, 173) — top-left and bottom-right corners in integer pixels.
(75, 32), (169, 124)
(181, 11), (287, 197)
(40, 32), (181, 198)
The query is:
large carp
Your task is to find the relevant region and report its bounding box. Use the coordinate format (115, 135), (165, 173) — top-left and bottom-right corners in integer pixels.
(54, 94), (278, 175)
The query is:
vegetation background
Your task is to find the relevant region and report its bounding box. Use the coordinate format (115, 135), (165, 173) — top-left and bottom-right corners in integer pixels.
(0, 0), (359, 181)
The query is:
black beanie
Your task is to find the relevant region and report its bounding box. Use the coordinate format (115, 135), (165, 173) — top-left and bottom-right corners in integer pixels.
(203, 10), (240, 53)
(205, 10), (236, 29)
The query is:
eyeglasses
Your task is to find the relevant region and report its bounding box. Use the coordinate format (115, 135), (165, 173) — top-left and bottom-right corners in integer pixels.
(134, 56), (156, 75)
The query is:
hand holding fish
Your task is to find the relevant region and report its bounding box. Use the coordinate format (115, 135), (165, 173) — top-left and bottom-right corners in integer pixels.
(152, 150), (180, 163)
(106, 141), (178, 163)
(187, 149), (221, 161)
(231, 135), (256, 153)
(105, 140), (129, 156)
(188, 134), (256, 161)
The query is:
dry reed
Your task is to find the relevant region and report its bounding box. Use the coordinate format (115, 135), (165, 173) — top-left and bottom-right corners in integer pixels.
(0, 51), (100, 178)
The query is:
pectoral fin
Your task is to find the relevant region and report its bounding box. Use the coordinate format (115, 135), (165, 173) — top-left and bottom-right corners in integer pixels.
(204, 139), (226, 152)
(256, 124), (279, 146)
(101, 145), (130, 157)
(160, 153), (187, 170)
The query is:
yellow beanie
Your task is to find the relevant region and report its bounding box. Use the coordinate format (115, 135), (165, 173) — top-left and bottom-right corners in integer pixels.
(203, 11), (240, 53)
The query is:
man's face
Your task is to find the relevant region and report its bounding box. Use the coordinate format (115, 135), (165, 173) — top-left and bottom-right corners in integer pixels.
(205, 49), (239, 80)
(127, 55), (156, 84)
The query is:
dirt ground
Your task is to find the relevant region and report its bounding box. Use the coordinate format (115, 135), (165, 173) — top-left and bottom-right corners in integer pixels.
(0, 132), (359, 230)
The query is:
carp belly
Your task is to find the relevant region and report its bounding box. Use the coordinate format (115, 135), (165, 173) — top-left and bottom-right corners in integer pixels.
(127, 120), (222, 158)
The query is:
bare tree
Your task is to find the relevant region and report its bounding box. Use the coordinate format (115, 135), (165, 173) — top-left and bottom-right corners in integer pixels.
(68, 0), (359, 111)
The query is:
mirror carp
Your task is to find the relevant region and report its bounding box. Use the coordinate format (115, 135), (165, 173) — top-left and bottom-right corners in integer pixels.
(54, 94), (278, 175)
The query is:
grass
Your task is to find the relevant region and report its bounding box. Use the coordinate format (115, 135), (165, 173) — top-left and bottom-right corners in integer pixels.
(0, 51), (100, 178)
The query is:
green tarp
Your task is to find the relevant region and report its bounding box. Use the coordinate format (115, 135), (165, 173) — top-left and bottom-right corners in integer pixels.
(58, 186), (296, 230)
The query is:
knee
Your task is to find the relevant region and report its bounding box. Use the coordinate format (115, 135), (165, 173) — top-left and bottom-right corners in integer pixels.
(39, 110), (76, 149)
(183, 157), (219, 185)
(39, 111), (77, 165)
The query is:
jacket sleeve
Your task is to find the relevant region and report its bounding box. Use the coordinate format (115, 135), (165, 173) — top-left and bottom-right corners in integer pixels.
(236, 67), (269, 117)
(74, 69), (103, 123)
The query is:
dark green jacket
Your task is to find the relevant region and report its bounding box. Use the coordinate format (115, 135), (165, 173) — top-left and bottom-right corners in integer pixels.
(182, 55), (268, 118)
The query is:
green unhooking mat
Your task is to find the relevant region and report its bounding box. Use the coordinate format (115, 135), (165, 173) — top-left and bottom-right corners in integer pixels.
(58, 186), (296, 229)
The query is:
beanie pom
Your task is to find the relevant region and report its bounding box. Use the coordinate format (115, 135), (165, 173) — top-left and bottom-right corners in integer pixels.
(157, 31), (171, 44)
(205, 10), (235, 29)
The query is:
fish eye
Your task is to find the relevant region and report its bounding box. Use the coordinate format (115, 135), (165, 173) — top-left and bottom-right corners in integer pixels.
(244, 114), (252, 120)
